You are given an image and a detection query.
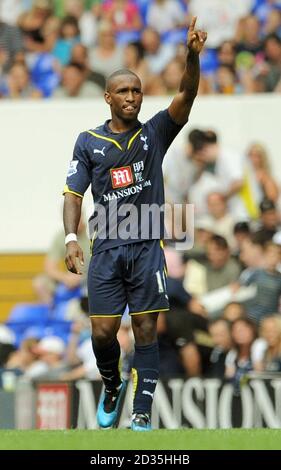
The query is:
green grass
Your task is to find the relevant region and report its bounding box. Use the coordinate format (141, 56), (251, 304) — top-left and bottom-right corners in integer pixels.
(0, 429), (281, 450)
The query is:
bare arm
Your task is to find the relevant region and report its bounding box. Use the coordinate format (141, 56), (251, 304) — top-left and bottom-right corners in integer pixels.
(63, 193), (84, 275)
(168, 17), (207, 125)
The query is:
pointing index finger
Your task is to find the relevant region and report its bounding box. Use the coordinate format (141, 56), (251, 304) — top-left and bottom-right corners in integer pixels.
(189, 16), (197, 33)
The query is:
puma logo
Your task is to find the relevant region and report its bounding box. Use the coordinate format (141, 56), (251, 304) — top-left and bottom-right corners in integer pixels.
(94, 146), (106, 156)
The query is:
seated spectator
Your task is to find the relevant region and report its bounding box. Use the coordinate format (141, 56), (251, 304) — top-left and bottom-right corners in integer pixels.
(207, 319), (232, 378)
(1, 62), (42, 99)
(158, 246), (210, 377)
(217, 40), (237, 68)
(185, 235), (241, 295)
(53, 61), (103, 97)
(43, 216), (90, 296)
(239, 242), (281, 324)
(258, 315), (281, 372)
(236, 15), (263, 56)
(256, 33), (281, 92)
(146, 0), (185, 36)
(213, 64), (243, 94)
(64, 0), (99, 47)
(102, 0), (143, 34)
(233, 221), (251, 257)
(52, 15), (80, 66)
(161, 58), (185, 94)
(123, 41), (150, 89)
(200, 192), (236, 250)
(141, 27), (176, 75)
(0, 325), (16, 367)
(5, 338), (40, 373)
(0, 19), (23, 72)
(88, 20), (125, 77)
(25, 335), (69, 379)
(246, 142), (279, 204)
(223, 302), (247, 323)
(253, 198), (281, 243)
(225, 318), (257, 393)
(71, 43), (106, 89)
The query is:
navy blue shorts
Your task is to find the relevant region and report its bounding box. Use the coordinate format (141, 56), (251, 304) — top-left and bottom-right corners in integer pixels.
(87, 240), (169, 317)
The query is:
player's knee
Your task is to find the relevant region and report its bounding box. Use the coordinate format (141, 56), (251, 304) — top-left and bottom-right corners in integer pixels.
(133, 315), (158, 345)
(92, 327), (116, 348)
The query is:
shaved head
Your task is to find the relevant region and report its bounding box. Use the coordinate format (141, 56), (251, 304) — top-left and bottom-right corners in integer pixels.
(106, 69), (140, 91)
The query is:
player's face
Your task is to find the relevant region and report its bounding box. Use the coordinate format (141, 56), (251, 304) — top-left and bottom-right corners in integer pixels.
(105, 75), (143, 122)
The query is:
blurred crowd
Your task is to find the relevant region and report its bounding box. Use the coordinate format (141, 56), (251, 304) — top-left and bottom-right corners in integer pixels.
(0, 0), (281, 99)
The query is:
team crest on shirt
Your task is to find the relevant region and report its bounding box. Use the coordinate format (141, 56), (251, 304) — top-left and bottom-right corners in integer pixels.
(110, 166), (134, 188)
(140, 134), (148, 150)
(67, 160), (79, 177)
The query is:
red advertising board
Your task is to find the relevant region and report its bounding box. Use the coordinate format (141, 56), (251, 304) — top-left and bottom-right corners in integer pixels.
(36, 383), (71, 429)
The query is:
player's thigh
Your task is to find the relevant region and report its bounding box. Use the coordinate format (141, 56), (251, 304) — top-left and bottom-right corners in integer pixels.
(126, 240), (169, 316)
(88, 249), (126, 317)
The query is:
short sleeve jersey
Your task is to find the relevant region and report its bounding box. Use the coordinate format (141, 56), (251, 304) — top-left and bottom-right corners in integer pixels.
(64, 109), (184, 254)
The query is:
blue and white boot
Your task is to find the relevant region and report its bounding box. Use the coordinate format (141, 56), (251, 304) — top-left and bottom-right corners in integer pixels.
(131, 413), (152, 431)
(97, 381), (126, 429)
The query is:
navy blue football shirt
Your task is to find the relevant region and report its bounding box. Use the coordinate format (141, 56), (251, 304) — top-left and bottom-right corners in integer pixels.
(64, 109), (184, 253)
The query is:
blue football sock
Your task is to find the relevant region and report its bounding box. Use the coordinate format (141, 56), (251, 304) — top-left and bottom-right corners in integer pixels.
(91, 337), (122, 391)
(132, 342), (159, 415)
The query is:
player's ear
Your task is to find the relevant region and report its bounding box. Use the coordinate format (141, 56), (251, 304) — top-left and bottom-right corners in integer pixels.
(104, 92), (111, 105)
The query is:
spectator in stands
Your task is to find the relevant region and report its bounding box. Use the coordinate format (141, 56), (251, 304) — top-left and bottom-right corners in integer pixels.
(53, 61), (103, 97)
(0, 325), (16, 368)
(223, 302), (247, 323)
(158, 246), (210, 377)
(214, 64), (243, 94)
(261, 33), (281, 91)
(25, 336), (69, 379)
(33, 219), (90, 304)
(236, 15), (263, 56)
(53, 15), (80, 66)
(254, 198), (281, 242)
(0, 19), (23, 73)
(5, 338), (40, 373)
(239, 241), (281, 324)
(146, 0), (185, 36)
(185, 235), (241, 296)
(233, 222), (251, 257)
(202, 192), (236, 250)
(71, 42), (106, 89)
(246, 142), (279, 205)
(207, 319), (232, 378)
(102, 0), (143, 34)
(18, 0), (53, 38)
(141, 27), (176, 75)
(88, 20), (124, 77)
(189, 0), (253, 49)
(64, 0), (98, 47)
(0, 62), (42, 99)
(259, 315), (281, 372)
(217, 40), (237, 68)
(124, 41), (150, 89)
(197, 130), (250, 219)
(225, 318), (257, 393)
(162, 58), (185, 95)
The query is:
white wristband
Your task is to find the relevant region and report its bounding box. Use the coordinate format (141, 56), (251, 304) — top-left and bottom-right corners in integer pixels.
(65, 233), (77, 245)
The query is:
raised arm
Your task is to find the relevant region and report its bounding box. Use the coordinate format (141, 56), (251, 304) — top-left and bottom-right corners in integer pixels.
(168, 17), (207, 125)
(63, 192), (84, 275)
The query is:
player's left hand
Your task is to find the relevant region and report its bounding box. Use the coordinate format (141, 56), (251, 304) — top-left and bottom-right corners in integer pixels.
(187, 16), (207, 54)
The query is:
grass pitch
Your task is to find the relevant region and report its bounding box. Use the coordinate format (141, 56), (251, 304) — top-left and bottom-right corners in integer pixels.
(0, 429), (281, 450)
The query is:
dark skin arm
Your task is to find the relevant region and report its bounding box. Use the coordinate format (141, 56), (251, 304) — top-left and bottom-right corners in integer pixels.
(168, 17), (207, 125)
(63, 192), (84, 274)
